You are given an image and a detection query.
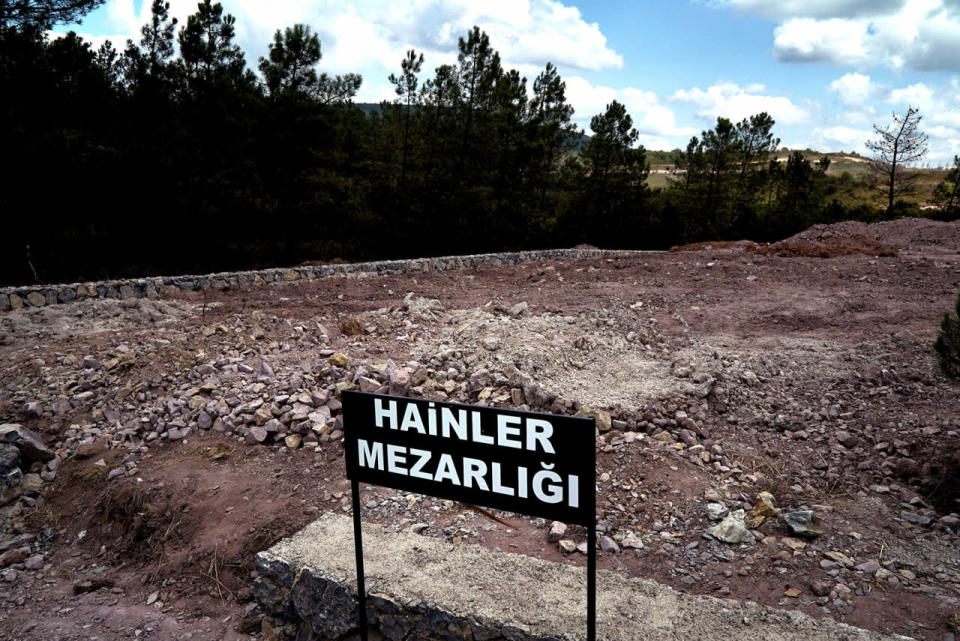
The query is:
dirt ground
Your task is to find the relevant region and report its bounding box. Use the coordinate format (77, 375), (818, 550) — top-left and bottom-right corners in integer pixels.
(1, 217), (960, 640)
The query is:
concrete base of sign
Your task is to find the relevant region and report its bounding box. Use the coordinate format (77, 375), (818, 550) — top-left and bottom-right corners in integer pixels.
(253, 513), (901, 641)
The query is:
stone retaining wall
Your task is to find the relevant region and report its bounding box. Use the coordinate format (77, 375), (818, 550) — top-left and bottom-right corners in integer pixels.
(253, 513), (895, 641)
(0, 249), (643, 312)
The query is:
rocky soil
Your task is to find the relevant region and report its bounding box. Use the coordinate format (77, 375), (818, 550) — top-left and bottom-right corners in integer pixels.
(1, 217), (959, 640)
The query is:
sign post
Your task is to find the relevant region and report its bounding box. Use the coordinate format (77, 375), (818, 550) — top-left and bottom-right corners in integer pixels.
(342, 390), (597, 641)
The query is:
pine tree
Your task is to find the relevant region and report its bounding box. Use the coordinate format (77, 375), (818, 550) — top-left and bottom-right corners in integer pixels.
(530, 62), (576, 215)
(932, 156), (960, 220)
(258, 24), (321, 99)
(1, 0), (105, 30)
(577, 100), (649, 245)
(177, 0), (248, 95)
(387, 49), (424, 189)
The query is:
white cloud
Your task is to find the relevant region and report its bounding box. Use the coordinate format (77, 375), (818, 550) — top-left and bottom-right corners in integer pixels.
(724, 0), (905, 20)
(725, 0), (960, 72)
(670, 82), (811, 125)
(103, 0), (140, 35)
(70, 0), (623, 104)
(882, 79), (960, 135)
(827, 73), (878, 124)
(829, 72), (877, 105)
(564, 75), (619, 122)
(105, 0), (622, 74)
(620, 88), (698, 137)
(772, 17), (876, 66)
(47, 30), (129, 52)
(810, 125), (873, 153)
(562, 77), (696, 145)
(888, 81), (933, 106)
(823, 79), (959, 161)
(635, 134), (676, 150)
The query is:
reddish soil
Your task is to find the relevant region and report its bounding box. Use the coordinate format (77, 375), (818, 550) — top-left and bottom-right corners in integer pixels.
(670, 240), (753, 252)
(754, 233), (899, 258)
(2, 217), (960, 640)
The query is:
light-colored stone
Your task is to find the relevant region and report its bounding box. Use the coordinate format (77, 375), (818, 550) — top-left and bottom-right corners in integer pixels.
(26, 292), (46, 307)
(599, 536), (620, 554)
(509, 301), (528, 317)
(558, 539), (577, 553)
(706, 503), (728, 521)
(621, 535), (645, 549)
(577, 407), (612, 432)
(824, 551), (854, 568)
(705, 509), (755, 544)
(23, 554), (44, 570)
(547, 521), (566, 543)
(247, 426), (269, 444)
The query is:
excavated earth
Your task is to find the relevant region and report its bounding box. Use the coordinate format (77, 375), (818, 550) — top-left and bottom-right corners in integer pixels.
(1, 217), (959, 640)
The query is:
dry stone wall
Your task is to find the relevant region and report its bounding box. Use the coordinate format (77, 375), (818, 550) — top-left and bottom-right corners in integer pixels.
(0, 249), (642, 312)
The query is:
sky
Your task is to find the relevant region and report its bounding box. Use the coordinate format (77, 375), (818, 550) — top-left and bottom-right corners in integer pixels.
(57, 0), (960, 164)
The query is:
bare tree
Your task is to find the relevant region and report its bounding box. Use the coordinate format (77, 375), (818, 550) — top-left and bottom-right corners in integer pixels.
(866, 106), (929, 213)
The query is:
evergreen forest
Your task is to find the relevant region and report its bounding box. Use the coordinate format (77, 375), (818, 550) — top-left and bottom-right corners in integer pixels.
(2, 0), (955, 286)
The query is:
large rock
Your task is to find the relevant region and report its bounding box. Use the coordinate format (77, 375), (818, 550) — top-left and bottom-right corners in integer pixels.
(705, 509), (755, 544)
(0, 547), (29, 568)
(576, 407), (612, 432)
(0, 444), (20, 477)
(782, 510), (824, 539)
(0, 424), (55, 463)
(0, 469), (21, 507)
(835, 430), (859, 448)
(547, 521), (566, 543)
(246, 425), (269, 444)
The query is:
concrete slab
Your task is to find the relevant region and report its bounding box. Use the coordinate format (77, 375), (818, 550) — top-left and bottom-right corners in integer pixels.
(254, 513), (906, 641)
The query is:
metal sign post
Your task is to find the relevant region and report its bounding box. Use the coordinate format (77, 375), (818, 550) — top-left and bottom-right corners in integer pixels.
(350, 479), (369, 641)
(343, 391), (596, 641)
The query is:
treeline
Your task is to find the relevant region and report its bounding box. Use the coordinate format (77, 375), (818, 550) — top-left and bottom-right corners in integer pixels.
(0, 0), (913, 286)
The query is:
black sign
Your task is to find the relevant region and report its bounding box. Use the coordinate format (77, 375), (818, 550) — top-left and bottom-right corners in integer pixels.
(342, 390), (598, 641)
(343, 391), (596, 525)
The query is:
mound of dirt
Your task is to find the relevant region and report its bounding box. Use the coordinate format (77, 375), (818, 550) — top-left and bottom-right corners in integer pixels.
(672, 218), (960, 257)
(670, 240), (754, 252)
(870, 218), (960, 251)
(753, 233), (898, 258)
(784, 221), (872, 243)
(0, 298), (196, 340)
(771, 217), (960, 254)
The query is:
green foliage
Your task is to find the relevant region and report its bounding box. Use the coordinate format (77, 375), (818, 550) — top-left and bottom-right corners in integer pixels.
(566, 100), (649, 245)
(0, 15), (915, 286)
(935, 292), (960, 378)
(932, 156), (960, 220)
(259, 24), (321, 98)
(0, 0), (105, 30)
(669, 113), (784, 239)
(176, 0), (249, 95)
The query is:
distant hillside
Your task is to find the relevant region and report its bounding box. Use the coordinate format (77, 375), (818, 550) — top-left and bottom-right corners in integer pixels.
(646, 148), (872, 171)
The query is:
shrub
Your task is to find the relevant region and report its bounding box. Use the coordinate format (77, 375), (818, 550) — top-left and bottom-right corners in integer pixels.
(935, 291), (960, 377)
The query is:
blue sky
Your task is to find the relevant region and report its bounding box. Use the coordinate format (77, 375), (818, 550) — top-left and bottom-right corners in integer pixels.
(58, 0), (960, 163)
